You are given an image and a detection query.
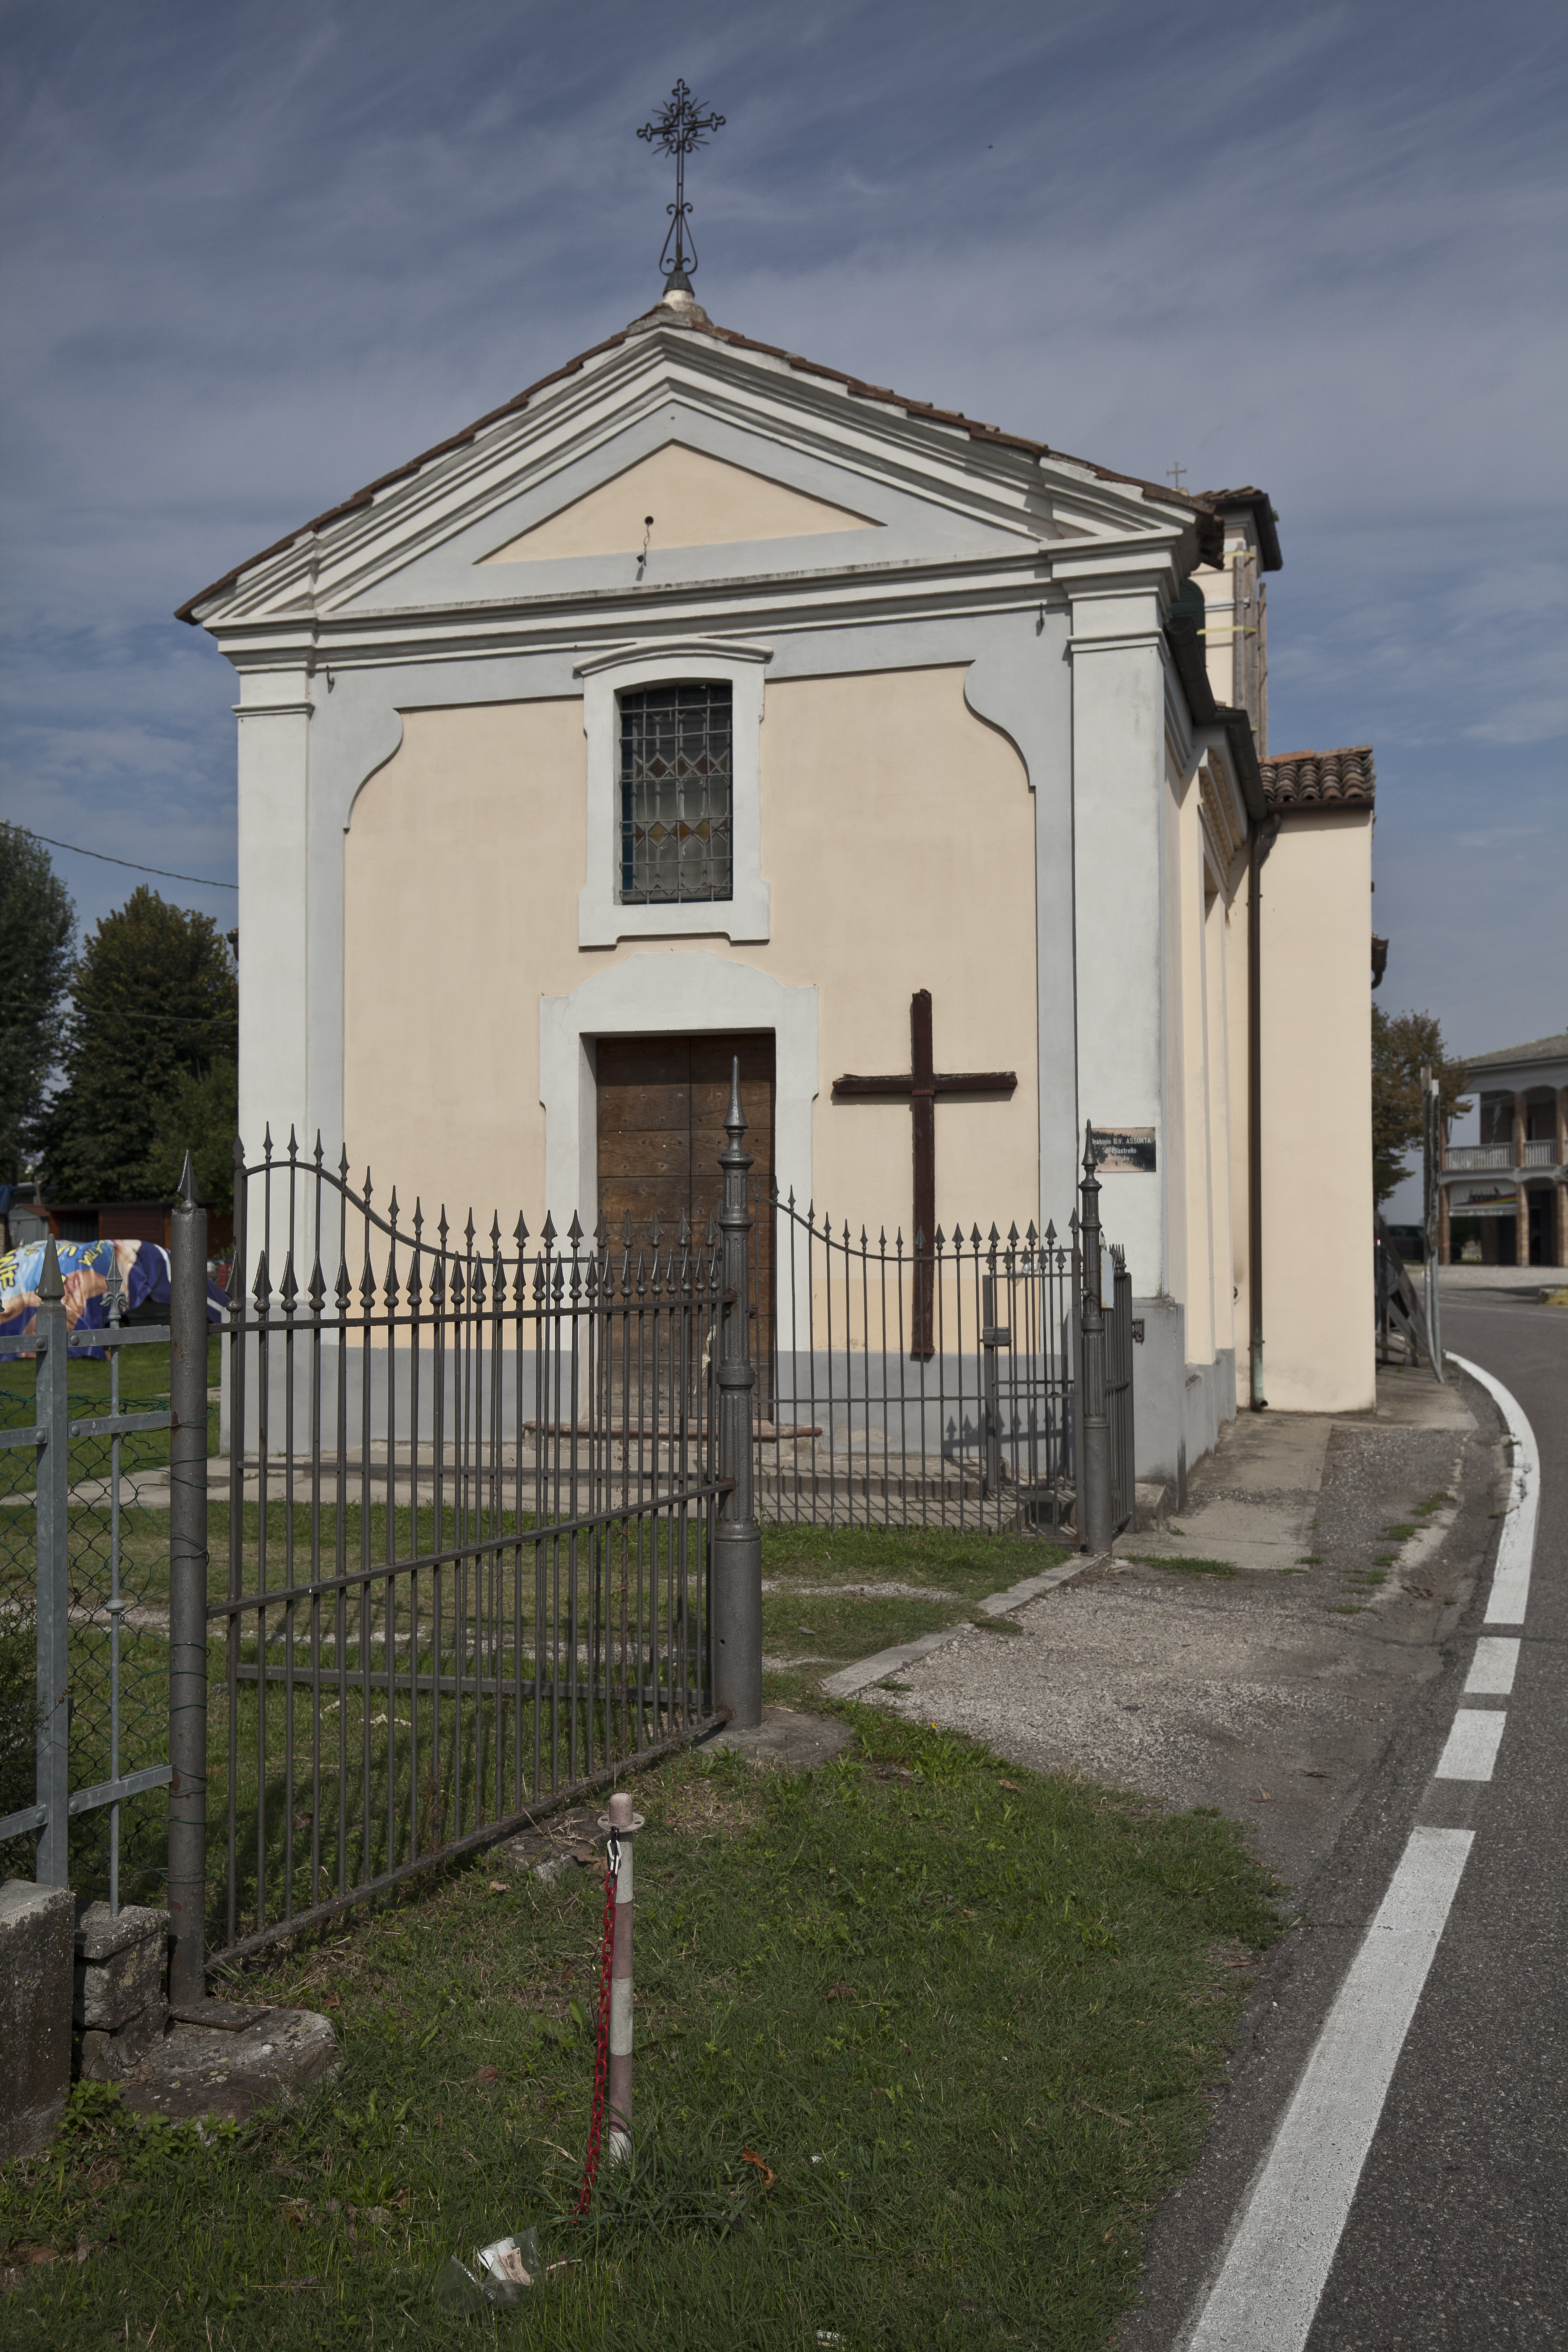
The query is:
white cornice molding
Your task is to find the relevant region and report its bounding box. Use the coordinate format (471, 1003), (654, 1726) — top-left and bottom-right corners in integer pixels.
(1068, 630), (1165, 655)
(572, 636), (772, 679)
(206, 539), (1175, 677)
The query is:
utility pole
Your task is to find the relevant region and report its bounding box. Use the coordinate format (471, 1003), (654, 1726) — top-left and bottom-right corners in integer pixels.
(1421, 1067), (1445, 1382)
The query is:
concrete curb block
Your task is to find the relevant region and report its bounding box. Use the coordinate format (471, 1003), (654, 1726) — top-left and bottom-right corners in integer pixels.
(820, 1553), (1104, 1698)
(820, 1625), (969, 1699)
(976, 1558), (1098, 1616)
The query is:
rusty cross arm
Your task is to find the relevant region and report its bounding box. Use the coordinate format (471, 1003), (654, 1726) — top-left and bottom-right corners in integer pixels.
(831, 1071), (1018, 1097)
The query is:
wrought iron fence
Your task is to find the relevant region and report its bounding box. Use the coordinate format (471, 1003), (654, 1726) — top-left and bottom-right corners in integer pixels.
(3, 1092), (1143, 2002)
(0, 1254), (174, 1909)
(1107, 1245), (1135, 1540)
(209, 1130), (729, 1963)
(750, 1194), (1078, 1534)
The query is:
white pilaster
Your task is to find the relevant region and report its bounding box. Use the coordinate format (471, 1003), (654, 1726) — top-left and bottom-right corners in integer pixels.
(1065, 577), (1168, 1294)
(235, 674), (315, 1165)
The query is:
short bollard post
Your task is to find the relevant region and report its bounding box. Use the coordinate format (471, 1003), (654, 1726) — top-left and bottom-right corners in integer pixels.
(600, 1790), (643, 2164)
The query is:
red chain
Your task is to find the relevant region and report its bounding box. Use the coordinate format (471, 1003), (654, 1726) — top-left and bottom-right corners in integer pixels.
(574, 1844), (619, 2217)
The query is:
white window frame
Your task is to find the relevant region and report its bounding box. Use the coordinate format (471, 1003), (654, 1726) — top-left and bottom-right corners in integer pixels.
(575, 640), (771, 948)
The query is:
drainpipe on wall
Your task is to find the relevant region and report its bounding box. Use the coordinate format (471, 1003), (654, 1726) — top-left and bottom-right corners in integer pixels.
(1247, 815), (1278, 1411)
(1161, 603), (1274, 1414)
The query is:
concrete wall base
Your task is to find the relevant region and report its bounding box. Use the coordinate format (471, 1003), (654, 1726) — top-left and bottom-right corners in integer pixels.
(0, 1880), (75, 2161)
(1131, 1300), (1237, 1504)
(73, 1902), (169, 2083)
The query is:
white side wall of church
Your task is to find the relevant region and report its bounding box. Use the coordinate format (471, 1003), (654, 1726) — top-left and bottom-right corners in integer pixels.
(1065, 577), (1168, 1297)
(1177, 766), (1216, 1367)
(1259, 810), (1375, 1411)
(1204, 881), (1236, 1363)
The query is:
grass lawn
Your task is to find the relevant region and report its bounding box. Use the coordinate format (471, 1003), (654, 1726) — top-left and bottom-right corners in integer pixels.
(758, 1523), (1072, 1672)
(0, 1709), (1284, 2350)
(0, 1334), (222, 1500)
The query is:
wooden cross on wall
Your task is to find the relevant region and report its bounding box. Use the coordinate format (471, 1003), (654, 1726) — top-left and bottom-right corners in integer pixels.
(832, 989), (1017, 1357)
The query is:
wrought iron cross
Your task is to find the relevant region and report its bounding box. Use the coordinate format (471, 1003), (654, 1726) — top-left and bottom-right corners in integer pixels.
(637, 78), (725, 285)
(833, 990), (1017, 1357)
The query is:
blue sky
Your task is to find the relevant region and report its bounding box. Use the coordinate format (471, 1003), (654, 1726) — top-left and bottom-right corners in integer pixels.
(2, 0), (1563, 1195)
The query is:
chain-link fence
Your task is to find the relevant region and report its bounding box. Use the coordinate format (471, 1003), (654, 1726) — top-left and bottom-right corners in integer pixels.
(0, 1338), (41, 1884)
(0, 1251), (176, 1910)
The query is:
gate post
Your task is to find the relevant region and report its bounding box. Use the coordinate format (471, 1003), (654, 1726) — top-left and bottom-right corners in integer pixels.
(167, 1153), (209, 2008)
(712, 1060), (762, 1728)
(1077, 1127), (1113, 1555)
(34, 1242), (71, 1888)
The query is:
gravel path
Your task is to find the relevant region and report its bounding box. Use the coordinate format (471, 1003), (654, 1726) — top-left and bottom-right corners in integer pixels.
(861, 1365), (1507, 1888)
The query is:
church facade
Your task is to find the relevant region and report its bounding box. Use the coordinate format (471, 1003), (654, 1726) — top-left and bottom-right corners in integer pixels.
(179, 279), (1377, 1481)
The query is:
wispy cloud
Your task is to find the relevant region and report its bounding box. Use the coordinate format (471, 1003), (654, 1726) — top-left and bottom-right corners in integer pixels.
(2, 0), (1564, 1042)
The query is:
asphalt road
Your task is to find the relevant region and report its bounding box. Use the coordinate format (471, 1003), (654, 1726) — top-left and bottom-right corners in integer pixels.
(1124, 1289), (1567, 2352)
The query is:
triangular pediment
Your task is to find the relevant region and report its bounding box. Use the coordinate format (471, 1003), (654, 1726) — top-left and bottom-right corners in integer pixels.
(480, 442), (876, 563)
(178, 312), (1216, 631)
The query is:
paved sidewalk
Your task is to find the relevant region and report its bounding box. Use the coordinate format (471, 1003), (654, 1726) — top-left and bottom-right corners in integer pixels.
(865, 1365), (1507, 1888)
(1438, 1262), (1565, 1287)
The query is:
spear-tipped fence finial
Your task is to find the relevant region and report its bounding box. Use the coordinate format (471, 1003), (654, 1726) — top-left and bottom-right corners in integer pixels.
(39, 1234), (63, 1305)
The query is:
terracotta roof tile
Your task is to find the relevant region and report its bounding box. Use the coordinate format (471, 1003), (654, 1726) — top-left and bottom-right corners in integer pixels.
(1196, 486), (1282, 571)
(176, 308), (1222, 622)
(1259, 745), (1375, 812)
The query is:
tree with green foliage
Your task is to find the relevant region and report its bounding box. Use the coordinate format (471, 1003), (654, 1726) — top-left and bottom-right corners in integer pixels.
(141, 1057), (239, 1212)
(1372, 1006), (1469, 1208)
(0, 824), (76, 1186)
(36, 887), (237, 1203)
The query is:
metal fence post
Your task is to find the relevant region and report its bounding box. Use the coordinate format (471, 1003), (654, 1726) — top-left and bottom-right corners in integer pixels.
(712, 1059), (762, 1727)
(981, 1270), (1005, 1499)
(34, 1240), (71, 1888)
(168, 1153), (209, 2008)
(1078, 1127), (1113, 1555)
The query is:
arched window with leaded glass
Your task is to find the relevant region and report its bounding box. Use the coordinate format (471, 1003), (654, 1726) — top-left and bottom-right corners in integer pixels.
(618, 681), (733, 904)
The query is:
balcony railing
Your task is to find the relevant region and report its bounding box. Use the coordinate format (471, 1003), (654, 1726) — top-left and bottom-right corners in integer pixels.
(1444, 1140), (1562, 1172)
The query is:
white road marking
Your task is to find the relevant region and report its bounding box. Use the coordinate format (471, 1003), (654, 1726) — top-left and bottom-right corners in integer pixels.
(1184, 1354), (1542, 2351)
(1185, 1828), (1475, 2352)
(1433, 1710), (1507, 1781)
(1449, 1354), (1540, 1625)
(1465, 1637), (1520, 1696)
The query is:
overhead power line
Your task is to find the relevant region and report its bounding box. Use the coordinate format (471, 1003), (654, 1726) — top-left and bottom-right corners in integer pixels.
(2, 821), (238, 891)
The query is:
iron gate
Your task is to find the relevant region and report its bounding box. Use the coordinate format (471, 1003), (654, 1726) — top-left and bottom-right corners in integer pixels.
(752, 1196), (1077, 1532)
(209, 1129), (730, 1962)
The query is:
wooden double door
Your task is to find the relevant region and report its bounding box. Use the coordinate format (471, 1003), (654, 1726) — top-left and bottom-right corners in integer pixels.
(596, 1032), (776, 1393)
(596, 1032), (775, 1242)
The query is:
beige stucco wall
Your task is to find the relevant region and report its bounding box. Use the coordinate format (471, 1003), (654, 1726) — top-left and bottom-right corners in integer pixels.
(343, 666), (1038, 1237)
(1178, 775), (1216, 1364)
(1204, 882), (1236, 1362)
(1225, 866), (1253, 1378)
(1259, 810), (1374, 1411)
(481, 442), (876, 564)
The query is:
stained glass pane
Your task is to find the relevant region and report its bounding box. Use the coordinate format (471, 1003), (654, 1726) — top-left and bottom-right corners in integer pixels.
(619, 683), (733, 903)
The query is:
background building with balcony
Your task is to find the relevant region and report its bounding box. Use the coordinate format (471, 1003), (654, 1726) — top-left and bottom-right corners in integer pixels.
(1439, 1029), (1568, 1267)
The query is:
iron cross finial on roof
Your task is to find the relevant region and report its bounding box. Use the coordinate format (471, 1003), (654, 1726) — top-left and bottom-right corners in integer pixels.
(637, 79), (725, 291)
(1167, 463), (1188, 490)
